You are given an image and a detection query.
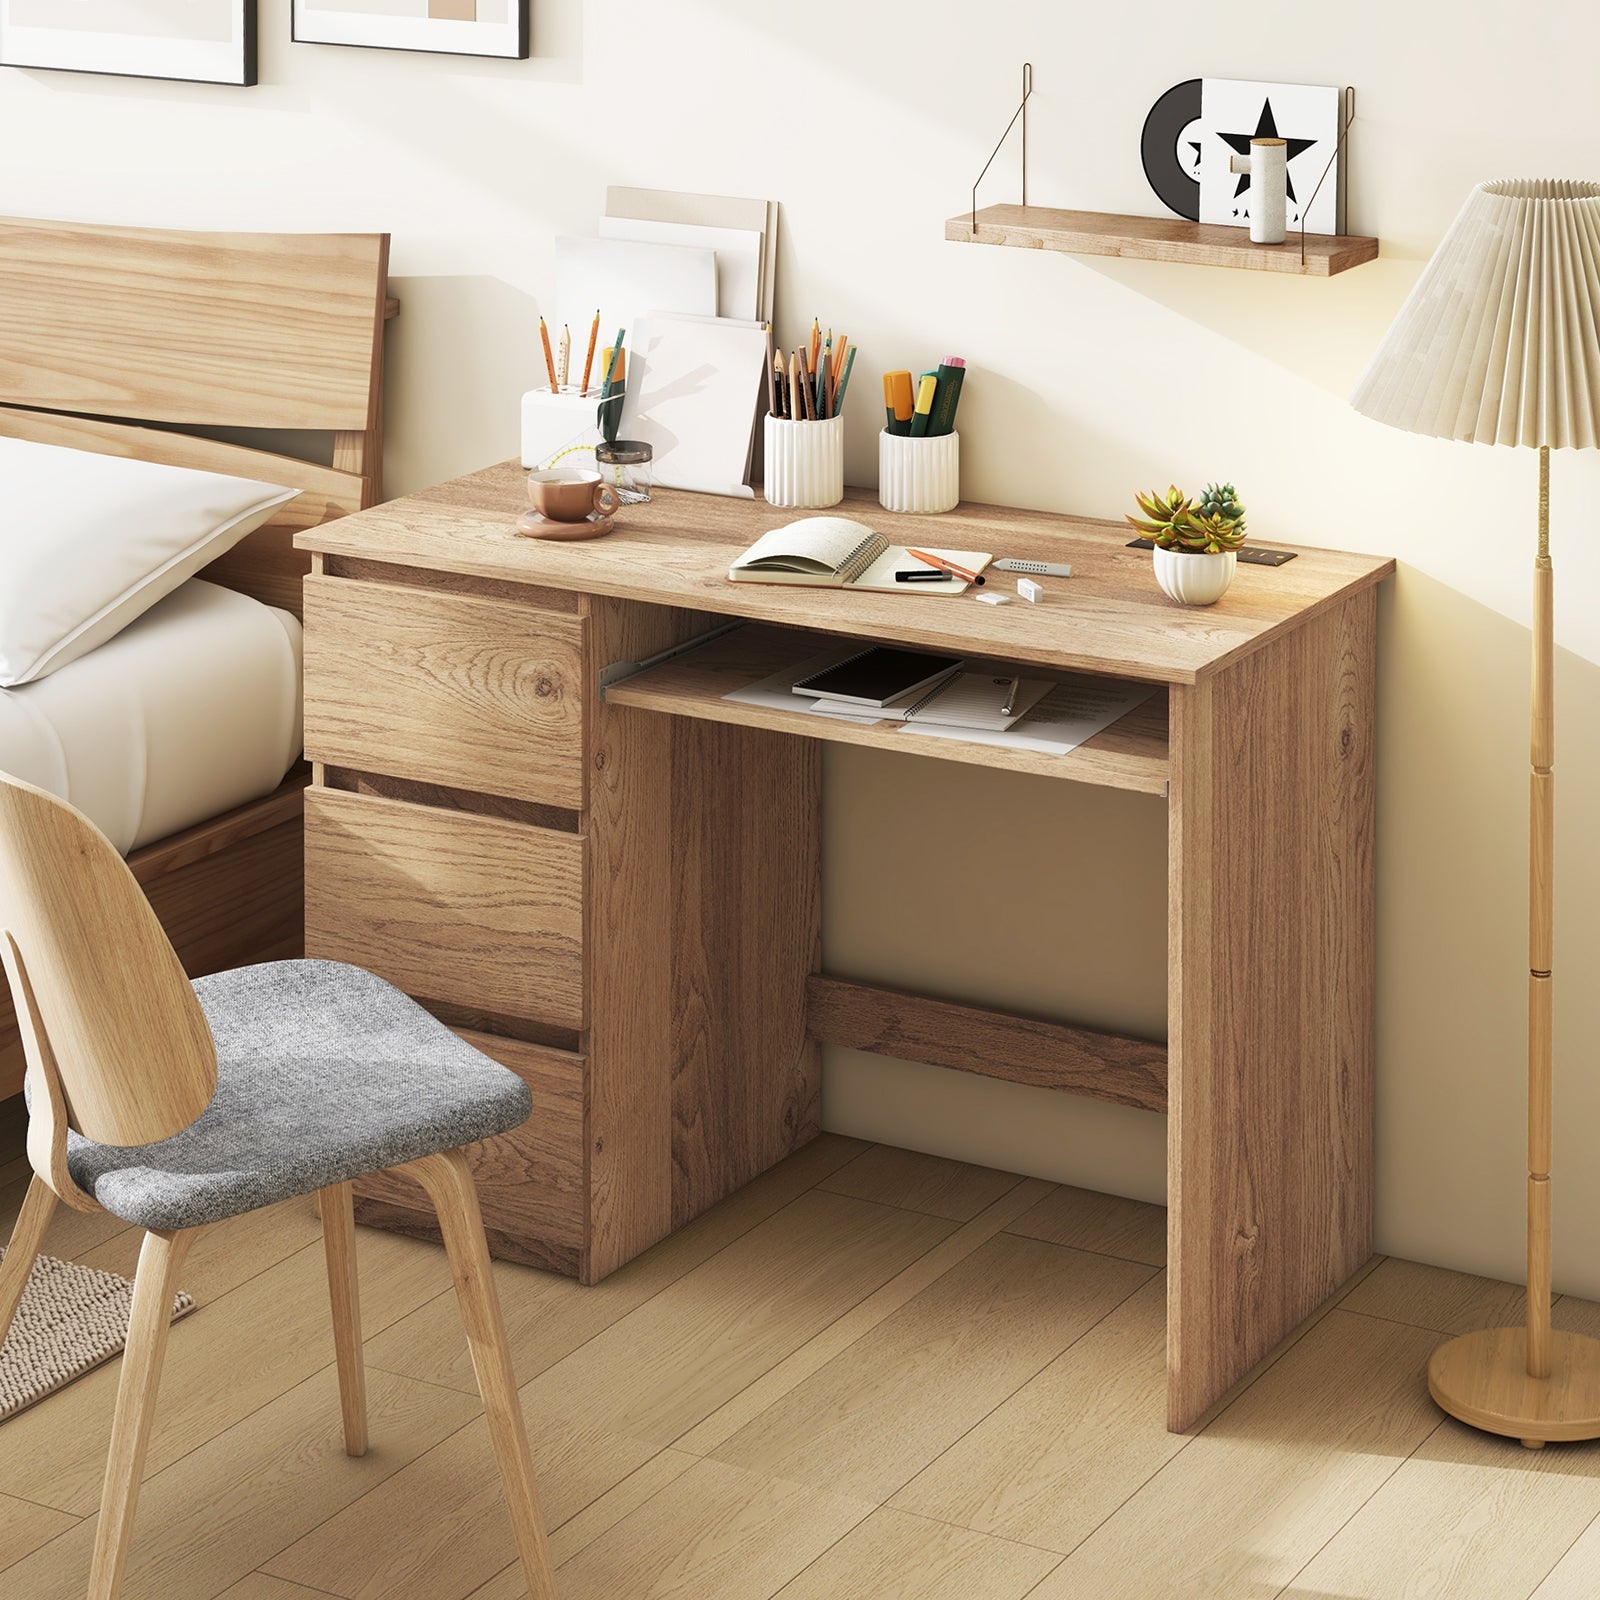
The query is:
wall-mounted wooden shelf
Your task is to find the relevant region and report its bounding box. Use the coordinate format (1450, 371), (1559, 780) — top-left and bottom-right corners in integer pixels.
(947, 203), (1379, 278)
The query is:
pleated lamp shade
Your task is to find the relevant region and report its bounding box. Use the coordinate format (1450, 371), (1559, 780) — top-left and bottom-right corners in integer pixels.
(1351, 179), (1600, 449)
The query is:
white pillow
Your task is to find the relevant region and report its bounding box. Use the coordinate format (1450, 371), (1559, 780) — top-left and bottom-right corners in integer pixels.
(0, 436), (297, 687)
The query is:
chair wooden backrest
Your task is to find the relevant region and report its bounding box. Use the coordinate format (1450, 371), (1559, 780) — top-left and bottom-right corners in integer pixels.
(0, 773), (217, 1161)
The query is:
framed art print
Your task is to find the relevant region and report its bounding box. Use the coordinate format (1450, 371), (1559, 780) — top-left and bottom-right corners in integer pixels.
(0, 0), (256, 85)
(292, 0), (528, 60)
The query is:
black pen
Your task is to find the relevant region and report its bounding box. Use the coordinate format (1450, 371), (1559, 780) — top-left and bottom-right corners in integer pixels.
(895, 568), (948, 583)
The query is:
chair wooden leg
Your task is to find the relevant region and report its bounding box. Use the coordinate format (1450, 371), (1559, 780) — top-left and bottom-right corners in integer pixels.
(88, 1227), (195, 1600)
(319, 1180), (368, 1457)
(400, 1150), (558, 1600)
(0, 1175), (58, 1351)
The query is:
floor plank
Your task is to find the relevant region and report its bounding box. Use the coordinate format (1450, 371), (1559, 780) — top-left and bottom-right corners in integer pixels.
(892, 1273), (1181, 1553)
(364, 1133), (871, 1396)
(265, 1412), (665, 1600)
(218, 1576), (345, 1599)
(0, 1366), (478, 1599)
(0, 1172), (130, 1262)
(712, 1233), (1152, 1502)
(1281, 1417), (1600, 1599)
(0, 1224), (450, 1515)
(1340, 1256), (1532, 1335)
(0, 1490), (78, 1570)
(1004, 1184), (1167, 1268)
(1025, 1309), (1443, 1600)
(549, 1457), (873, 1600)
(518, 1190), (955, 1448)
(1529, 1508), (1600, 1598)
(773, 1506), (1060, 1599)
(817, 1145), (1027, 1221)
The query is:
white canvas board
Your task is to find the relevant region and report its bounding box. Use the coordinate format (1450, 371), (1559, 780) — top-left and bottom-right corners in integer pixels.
(1197, 78), (1343, 235)
(554, 236), (716, 359)
(605, 187), (777, 321)
(0, 0), (250, 82)
(618, 313), (769, 498)
(901, 676), (1155, 756)
(597, 216), (763, 323)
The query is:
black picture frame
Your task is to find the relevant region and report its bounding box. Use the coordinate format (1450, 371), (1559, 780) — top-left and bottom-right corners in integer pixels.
(0, 0), (257, 87)
(290, 0), (529, 62)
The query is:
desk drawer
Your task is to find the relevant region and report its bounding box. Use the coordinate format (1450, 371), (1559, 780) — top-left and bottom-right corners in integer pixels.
(303, 576), (585, 809)
(305, 787), (584, 1029)
(356, 1029), (585, 1254)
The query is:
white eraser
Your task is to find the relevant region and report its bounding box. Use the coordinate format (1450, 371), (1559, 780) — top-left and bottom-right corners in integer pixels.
(976, 592), (1011, 606)
(1017, 578), (1044, 603)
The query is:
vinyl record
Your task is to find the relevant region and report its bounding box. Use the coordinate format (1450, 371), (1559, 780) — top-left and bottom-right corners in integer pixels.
(1141, 79), (1203, 220)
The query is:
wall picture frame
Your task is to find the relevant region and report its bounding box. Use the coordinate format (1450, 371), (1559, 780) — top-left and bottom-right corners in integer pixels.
(291, 0), (528, 60)
(0, 0), (256, 86)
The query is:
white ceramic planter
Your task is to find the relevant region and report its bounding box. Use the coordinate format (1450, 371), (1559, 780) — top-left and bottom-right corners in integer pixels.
(764, 413), (844, 509)
(878, 429), (960, 513)
(1153, 545), (1236, 606)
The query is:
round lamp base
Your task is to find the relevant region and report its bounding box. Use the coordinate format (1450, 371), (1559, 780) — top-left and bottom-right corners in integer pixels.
(1429, 1327), (1600, 1446)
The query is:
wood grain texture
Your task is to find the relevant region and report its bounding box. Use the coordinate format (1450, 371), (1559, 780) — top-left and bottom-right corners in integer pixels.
(303, 576), (586, 809)
(126, 774), (306, 886)
(1005, 1183), (1167, 1268)
(296, 467), (1395, 686)
(817, 1145), (1023, 1223)
(0, 775), (217, 1149)
(583, 597), (822, 1281)
(0, 217), (389, 431)
(356, 1029), (585, 1258)
(946, 203), (1380, 276)
(1165, 588), (1378, 1430)
(305, 787), (584, 1029)
(807, 975), (1168, 1111)
(319, 1182), (368, 1458)
(605, 622), (1172, 795)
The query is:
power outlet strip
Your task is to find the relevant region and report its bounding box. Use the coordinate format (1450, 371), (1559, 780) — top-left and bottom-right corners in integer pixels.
(1124, 538), (1296, 568)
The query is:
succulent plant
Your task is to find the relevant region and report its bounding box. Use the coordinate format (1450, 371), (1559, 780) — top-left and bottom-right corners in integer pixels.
(1125, 485), (1194, 540)
(1127, 481), (1247, 554)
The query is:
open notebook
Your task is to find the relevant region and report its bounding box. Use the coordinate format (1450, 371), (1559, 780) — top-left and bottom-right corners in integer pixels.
(727, 516), (991, 595)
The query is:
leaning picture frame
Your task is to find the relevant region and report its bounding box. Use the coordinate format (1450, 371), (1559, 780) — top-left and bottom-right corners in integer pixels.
(0, 0), (257, 86)
(291, 0), (529, 61)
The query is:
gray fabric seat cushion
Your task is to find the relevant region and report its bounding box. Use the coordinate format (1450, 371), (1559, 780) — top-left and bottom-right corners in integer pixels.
(64, 960), (532, 1231)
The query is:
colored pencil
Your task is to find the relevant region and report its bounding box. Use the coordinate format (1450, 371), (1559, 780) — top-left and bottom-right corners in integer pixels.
(808, 317), (820, 374)
(765, 322), (777, 418)
(788, 354), (801, 421)
(907, 547), (985, 584)
(557, 323), (570, 390)
(579, 310), (600, 396)
(832, 345), (857, 416)
(539, 316), (558, 393)
(818, 350), (831, 421)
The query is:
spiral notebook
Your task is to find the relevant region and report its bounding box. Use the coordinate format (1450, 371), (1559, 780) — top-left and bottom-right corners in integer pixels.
(727, 516), (991, 594)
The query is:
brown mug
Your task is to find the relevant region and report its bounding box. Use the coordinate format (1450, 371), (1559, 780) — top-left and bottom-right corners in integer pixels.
(526, 468), (620, 522)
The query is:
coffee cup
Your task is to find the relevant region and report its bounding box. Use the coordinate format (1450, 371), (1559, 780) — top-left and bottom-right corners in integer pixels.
(526, 468), (620, 523)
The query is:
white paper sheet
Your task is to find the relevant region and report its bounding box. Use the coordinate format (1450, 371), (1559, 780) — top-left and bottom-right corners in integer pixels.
(618, 312), (768, 498)
(900, 675), (1156, 755)
(722, 651), (886, 723)
(605, 187), (777, 321)
(598, 215), (763, 323)
(554, 236), (717, 358)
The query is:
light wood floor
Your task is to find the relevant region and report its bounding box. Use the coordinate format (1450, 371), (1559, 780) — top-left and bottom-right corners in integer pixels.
(3, 1119), (1600, 1599)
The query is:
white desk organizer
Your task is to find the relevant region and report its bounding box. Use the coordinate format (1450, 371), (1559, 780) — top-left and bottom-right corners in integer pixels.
(521, 387), (601, 470)
(764, 414), (844, 509)
(878, 429), (960, 514)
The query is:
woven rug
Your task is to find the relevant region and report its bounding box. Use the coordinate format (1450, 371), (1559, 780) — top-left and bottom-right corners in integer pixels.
(0, 1249), (195, 1422)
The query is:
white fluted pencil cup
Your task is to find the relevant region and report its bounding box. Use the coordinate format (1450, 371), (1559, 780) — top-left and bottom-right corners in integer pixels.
(878, 430), (960, 514)
(764, 414), (844, 509)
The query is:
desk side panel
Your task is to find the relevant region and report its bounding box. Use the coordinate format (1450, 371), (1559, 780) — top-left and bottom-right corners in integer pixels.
(1166, 587), (1377, 1430)
(585, 598), (822, 1282)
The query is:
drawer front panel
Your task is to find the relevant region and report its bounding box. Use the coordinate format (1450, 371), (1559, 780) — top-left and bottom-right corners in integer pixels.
(356, 1029), (585, 1251)
(305, 787), (584, 1028)
(303, 576), (585, 809)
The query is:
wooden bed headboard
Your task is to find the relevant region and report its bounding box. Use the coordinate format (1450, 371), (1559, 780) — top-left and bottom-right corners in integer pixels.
(0, 217), (392, 617)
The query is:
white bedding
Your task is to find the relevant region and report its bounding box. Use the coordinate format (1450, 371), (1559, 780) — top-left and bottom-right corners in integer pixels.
(0, 579), (302, 855)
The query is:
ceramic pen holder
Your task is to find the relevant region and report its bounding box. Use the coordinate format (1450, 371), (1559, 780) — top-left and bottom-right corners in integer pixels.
(878, 429), (960, 514)
(764, 413), (844, 509)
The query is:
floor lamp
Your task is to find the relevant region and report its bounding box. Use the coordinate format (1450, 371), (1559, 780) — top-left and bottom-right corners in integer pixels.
(1352, 177), (1600, 1447)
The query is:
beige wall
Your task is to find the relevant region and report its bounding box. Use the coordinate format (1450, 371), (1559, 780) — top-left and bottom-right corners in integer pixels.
(5, 0), (1599, 1292)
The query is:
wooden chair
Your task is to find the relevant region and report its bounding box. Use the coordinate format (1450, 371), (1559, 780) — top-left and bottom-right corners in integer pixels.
(0, 772), (558, 1600)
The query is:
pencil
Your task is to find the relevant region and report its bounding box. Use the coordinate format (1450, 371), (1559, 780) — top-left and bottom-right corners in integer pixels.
(808, 317), (820, 374)
(539, 316), (558, 394)
(765, 322), (777, 418)
(797, 350), (813, 419)
(579, 310), (600, 397)
(819, 350), (831, 422)
(832, 345), (857, 416)
(907, 547), (986, 585)
(788, 354), (801, 421)
(557, 323), (570, 390)
(775, 352), (788, 419)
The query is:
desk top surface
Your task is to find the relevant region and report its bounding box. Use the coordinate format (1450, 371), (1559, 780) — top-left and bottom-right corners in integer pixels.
(298, 463), (1394, 684)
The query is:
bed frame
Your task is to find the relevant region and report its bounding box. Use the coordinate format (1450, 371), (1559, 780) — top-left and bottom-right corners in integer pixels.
(0, 216), (393, 1100)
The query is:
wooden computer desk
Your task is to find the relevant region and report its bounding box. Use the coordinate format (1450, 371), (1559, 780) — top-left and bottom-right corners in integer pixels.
(296, 464), (1394, 1431)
